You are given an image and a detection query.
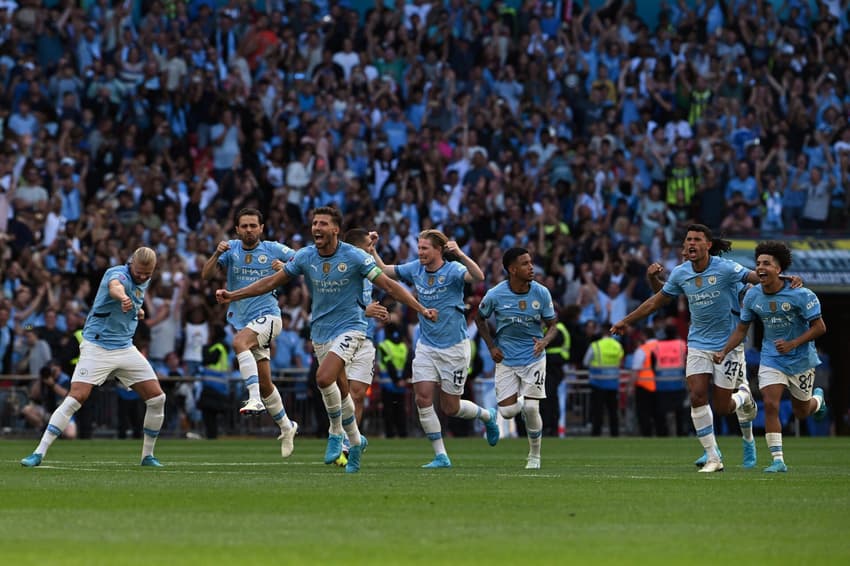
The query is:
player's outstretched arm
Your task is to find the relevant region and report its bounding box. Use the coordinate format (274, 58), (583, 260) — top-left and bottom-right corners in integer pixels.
(713, 321), (751, 364)
(373, 272), (437, 321)
(216, 270), (290, 304)
(610, 291), (671, 335)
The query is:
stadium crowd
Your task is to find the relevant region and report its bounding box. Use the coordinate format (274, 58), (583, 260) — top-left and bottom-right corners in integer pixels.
(1, 0), (848, 437)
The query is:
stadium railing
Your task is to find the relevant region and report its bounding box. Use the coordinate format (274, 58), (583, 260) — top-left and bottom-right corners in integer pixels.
(0, 370), (805, 439)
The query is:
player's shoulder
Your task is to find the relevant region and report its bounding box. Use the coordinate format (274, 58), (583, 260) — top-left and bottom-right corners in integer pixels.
(742, 283), (763, 304)
(105, 264), (130, 282)
(668, 261), (690, 279)
(713, 255), (745, 274)
(398, 259), (421, 273)
(484, 279), (508, 297)
(530, 280), (551, 294)
(261, 239), (288, 251)
(788, 284), (818, 302)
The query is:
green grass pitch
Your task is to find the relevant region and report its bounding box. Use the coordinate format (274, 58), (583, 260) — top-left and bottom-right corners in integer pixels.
(2, 436), (849, 565)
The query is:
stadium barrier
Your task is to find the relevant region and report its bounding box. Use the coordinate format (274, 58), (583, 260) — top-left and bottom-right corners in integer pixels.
(0, 370), (813, 439)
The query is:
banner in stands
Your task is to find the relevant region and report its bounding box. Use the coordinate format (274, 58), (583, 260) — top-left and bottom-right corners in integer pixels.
(727, 239), (850, 293)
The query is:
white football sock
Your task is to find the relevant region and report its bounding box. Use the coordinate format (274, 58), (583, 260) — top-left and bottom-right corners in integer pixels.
(454, 400), (490, 421)
(263, 389), (292, 432)
(320, 383), (343, 435)
(237, 351), (261, 401)
(142, 393), (166, 458)
(691, 405), (720, 459)
(417, 405), (446, 456)
(499, 401), (523, 420)
(739, 420), (754, 442)
(341, 394), (361, 447)
(766, 432), (784, 462)
(523, 399), (543, 459)
(36, 396), (81, 456)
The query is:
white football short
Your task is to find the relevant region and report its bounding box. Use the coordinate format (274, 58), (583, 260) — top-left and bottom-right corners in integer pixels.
(345, 339), (376, 385)
(686, 345), (745, 390)
(494, 356), (547, 403)
(314, 331), (369, 369)
(758, 366), (816, 401)
(244, 315), (283, 361)
(72, 340), (158, 389)
(411, 340), (470, 396)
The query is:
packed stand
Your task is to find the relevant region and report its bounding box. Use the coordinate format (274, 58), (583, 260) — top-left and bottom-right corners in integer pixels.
(0, 0), (848, 437)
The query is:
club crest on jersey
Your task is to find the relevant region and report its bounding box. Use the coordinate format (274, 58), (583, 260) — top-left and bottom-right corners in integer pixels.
(323, 262), (331, 274)
(244, 254), (252, 264)
(532, 300), (540, 309)
(769, 301), (777, 312)
(519, 300), (527, 310)
(438, 276), (445, 284)
(708, 276), (716, 285)
(135, 289), (142, 299)
(338, 263), (347, 272)
(258, 254), (268, 264)
(781, 302), (791, 311)
(428, 276), (435, 286)
(695, 276), (703, 287)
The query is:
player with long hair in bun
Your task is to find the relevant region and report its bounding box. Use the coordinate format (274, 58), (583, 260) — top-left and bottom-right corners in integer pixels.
(612, 225), (801, 473)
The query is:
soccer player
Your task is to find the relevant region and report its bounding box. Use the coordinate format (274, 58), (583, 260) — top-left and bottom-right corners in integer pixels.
(341, 228), (389, 424)
(216, 207), (437, 473)
(646, 249), (757, 465)
(201, 207), (299, 457)
(21, 247), (167, 468)
(611, 224), (766, 473)
(371, 229), (500, 468)
(475, 247), (558, 469)
(713, 241), (827, 473)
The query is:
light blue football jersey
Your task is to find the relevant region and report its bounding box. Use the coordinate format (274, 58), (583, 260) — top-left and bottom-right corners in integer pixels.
(83, 265), (150, 349)
(395, 260), (468, 348)
(661, 256), (751, 350)
(741, 282), (822, 375)
(478, 280), (556, 366)
(284, 242), (381, 343)
(218, 239), (295, 330)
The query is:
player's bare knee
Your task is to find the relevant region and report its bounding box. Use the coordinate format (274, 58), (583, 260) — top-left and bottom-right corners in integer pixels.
(762, 397), (780, 414)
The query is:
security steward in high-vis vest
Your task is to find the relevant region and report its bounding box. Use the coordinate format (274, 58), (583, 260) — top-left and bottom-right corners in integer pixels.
(653, 326), (688, 437)
(377, 324), (409, 439)
(583, 333), (624, 437)
(198, 325), (231, 439)
(543, 315), (570, 437)
(631, 329), (660, 437)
